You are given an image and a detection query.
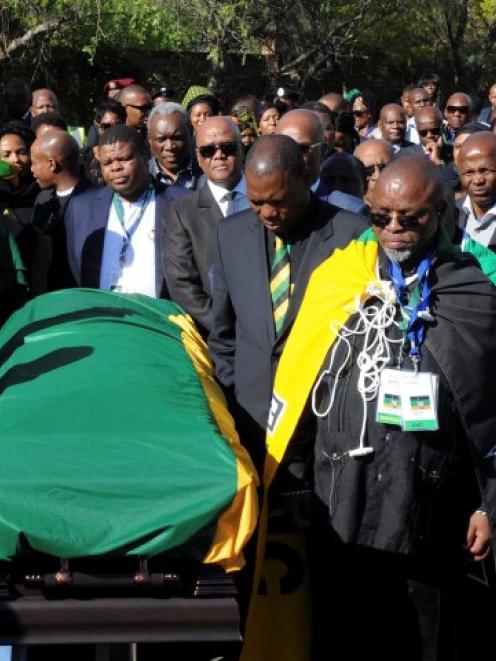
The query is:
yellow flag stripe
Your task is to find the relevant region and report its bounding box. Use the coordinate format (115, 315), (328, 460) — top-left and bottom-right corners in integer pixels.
(270, 265), (290, 294)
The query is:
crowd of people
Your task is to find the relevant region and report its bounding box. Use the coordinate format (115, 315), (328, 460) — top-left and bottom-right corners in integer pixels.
(2, 72), (496, 660)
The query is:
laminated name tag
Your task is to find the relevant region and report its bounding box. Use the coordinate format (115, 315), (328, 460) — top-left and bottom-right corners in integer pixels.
(376, 368), (404, 426)
(376, 368), (439, 431)
(400, 370), (438, 431)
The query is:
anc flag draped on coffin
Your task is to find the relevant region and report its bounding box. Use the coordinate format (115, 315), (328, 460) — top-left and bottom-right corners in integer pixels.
(0, 289), (258, 571)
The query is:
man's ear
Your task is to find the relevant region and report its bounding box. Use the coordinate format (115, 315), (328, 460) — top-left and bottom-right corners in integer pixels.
(48, 157), (58, 173)
(93, 146), (100, 162)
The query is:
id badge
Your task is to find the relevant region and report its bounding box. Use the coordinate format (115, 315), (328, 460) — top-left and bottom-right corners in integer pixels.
(376, 368), (404, 426)
(400, 371), (438, 431)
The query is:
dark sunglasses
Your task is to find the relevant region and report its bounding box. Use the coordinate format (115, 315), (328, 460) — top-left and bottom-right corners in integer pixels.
(353, 110), (367, 117)
(446, 105), (469, 114)
(125, 103), (153, 112)
(99, 122), (121, 130)
(418, 127), (441, 137)
(299, 142), (323, 156)
(370, 212), (421, 229)
(198, 141), (238, 158)
(364, 163), (387, 178)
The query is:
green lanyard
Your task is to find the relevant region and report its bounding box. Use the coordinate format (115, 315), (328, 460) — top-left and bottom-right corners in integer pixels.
(112, 185), (153, 267)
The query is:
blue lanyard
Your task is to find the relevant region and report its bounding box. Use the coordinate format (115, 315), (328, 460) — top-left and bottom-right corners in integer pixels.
(389, 249), (435, 363)
(112, 186), (153, 266)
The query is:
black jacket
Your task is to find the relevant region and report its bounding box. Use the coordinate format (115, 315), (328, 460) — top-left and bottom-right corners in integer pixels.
(313, 248), (496, 560)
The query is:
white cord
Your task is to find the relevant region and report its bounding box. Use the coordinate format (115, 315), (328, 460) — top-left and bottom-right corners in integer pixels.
(311, 281), (403, 458)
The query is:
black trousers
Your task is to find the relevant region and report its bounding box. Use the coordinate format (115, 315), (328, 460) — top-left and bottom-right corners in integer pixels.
(309, 530), (467, 661)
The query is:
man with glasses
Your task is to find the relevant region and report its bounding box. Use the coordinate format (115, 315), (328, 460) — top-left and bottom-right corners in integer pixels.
(444, 92), (472, 143)
(119, 84), (153, 136)
(414, 106), (455, 165)
(270, 155), (496, 660)
(458, 132), (496, 251)
(354, 138), (393, 206)
(276, 109), (325, 185)
(163, 116), (248, 336)
(147, 102), (203, 191)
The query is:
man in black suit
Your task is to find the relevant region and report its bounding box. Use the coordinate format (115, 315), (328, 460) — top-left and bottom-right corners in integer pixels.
(31, 130), (92, 294)
(163, 116), (249, 335)
(65, 125), (186, 296)
(209, 135), (368, 470)
(379, 104), (423, 156)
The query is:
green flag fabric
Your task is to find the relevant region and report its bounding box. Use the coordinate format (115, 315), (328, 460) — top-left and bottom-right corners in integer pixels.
(0, 289), (258, 569)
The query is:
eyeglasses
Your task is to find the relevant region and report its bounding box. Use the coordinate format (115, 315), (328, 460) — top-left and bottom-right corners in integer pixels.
(299, 142), (323, 156)
(370, 212), (423, 229)
(99, 122), (121, 130)
(125, 103), (153, 113)
(364, 163), (387, 178)
(446, 105), (470, 114)
(198, 141), (239, 158)
(417, 127), (441, 138)
(353, 110), (367, 117)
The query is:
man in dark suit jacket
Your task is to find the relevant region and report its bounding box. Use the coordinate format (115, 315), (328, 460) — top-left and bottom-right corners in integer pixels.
(65, 125), (186, 296)
(30, 131), (92, 294)
(209, 135), (368, 470)
(379, 103), (423, 156)
(163, 116), (249, 334)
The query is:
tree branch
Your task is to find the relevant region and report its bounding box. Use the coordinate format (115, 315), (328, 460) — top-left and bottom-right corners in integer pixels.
(0, 17), (62, 61)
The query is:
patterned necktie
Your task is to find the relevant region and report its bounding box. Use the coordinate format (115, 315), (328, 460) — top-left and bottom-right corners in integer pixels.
(271, 235), (291, 333)
(223, 190), (238, 217)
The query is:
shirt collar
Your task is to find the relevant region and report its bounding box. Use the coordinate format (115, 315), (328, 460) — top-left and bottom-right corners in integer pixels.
(462, 194), (496, 221)
(208, 176), (246, 205)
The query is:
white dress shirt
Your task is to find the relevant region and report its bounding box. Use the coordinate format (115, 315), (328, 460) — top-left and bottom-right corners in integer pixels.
(207, 176), (248, 217)
(457, 195), (496, 248)
(100, 188), (157, 297)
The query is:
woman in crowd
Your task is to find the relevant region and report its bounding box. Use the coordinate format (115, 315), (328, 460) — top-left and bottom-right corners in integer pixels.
(83, 100), (126, 185)
(182, 86), (220, 134)
(352, 90), (380, 139)
(256, 101), (282, 135)
(0, 121), (39, 285)
(230, 107), (258, 154)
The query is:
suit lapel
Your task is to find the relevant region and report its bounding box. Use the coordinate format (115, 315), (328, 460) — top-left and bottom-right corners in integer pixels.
(154, 189), (167, 295)
(198, 182), (222, 230)
(83, 187), (112, 288)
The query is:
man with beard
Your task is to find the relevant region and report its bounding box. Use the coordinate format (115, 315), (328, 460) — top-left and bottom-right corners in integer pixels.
(267, 155), (496, 660)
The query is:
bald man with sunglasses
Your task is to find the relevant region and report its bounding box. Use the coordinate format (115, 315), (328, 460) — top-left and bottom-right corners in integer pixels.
(163, 116), (249, 336)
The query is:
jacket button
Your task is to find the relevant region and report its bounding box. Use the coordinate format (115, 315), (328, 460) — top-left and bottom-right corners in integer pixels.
(376, 473), (383, 482)
(384, 432), (392, 442)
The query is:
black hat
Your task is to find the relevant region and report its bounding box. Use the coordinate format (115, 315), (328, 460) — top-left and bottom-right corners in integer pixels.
(152, 86), (176, 100)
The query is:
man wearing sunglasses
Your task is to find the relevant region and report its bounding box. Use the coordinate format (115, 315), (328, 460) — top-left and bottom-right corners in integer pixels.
(274, 155), (496, 659)
(119, 85), (153, 136)
(354, 138), (393, 206)
(414, 106), (453, 165)
(276, 109), (325, 185)
(444, 92), (472, 143)
(163, 116), (249, 336)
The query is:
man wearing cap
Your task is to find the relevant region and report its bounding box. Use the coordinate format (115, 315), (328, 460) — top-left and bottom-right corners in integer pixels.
(275, 87), (300, 111)
(152, 86), (176, 107)
(163, 116), (248, 336)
